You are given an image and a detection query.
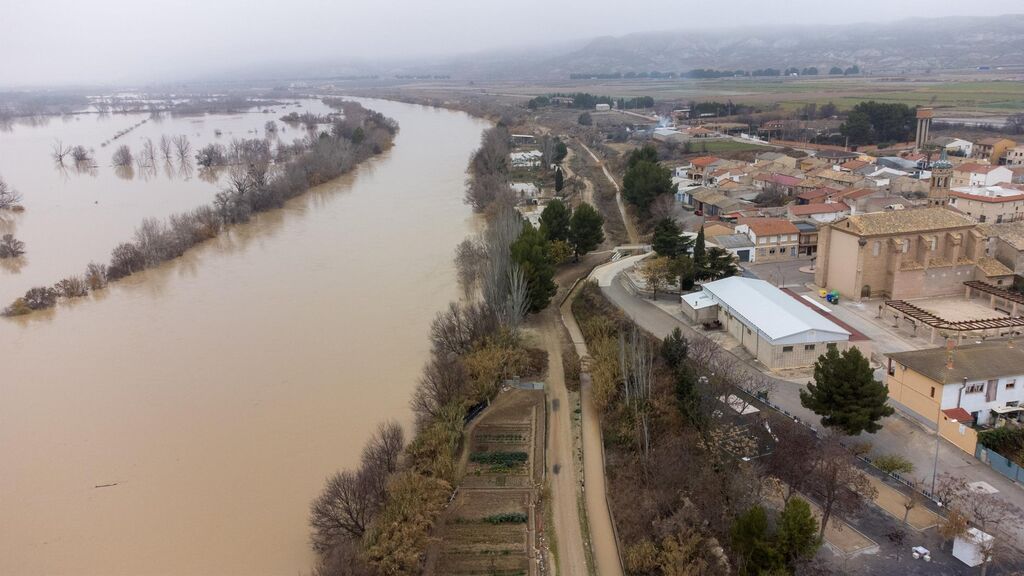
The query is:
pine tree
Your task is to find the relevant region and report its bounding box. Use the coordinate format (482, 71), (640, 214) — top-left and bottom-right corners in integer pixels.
(651, 218), (692, 258)
(569, 202), (605, 261)
(693, 227), (706, 268)
(731, 506), (784, 576)
(539, 199), (570, 242)
(777, 497), (821, 565)
(800, 346), (894, 435)
(510, 223), (557, 313)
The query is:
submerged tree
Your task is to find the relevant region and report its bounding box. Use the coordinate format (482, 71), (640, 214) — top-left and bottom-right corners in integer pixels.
(0, 234), (25, 258)
(0, 176), (23, 210)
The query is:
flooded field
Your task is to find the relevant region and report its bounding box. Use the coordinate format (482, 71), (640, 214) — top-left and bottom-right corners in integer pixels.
(0, 99), (488, 575)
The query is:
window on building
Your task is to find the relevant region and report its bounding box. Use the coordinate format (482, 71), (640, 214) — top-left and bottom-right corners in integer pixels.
(966, 382), (985, 394)
(902, 241), (909, 253)
(770, 248), (776, 254)
(930, 236), (937, 251)
(930, 387), (935, 398)
(805, 344), (815, 351)
(980, 215), (987, 223)
(783, 346), (794, 352)
(769, 236), (777, 243)
(827, 343), (837, 350)
(1007, 379), (1016, 390)
(746, 327), (751, 334)
(873, 241), (881, 257)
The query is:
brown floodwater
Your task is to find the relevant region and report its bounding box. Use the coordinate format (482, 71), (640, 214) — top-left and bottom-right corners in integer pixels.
(0, 98), (488, 575)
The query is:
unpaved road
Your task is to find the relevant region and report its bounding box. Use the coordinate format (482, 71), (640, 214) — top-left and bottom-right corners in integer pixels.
(541, 311), (589, 576)
(578, 141), (639, 245)
(560, 292), (625, 576)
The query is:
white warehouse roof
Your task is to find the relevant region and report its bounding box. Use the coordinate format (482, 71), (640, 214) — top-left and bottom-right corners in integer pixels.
(700, 276), (850, 345)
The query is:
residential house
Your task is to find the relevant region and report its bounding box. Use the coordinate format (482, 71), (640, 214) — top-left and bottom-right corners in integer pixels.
(690, 187), (752, 217)
(510, 182), (539, 200)
(794, 221), (819, 257)
(787, 202), (851, 223)
(1005, 145), (1024, 167)
(951, 163), (1014, 188)
(886, 340), (1024, 454)
(948, 184), (1024, 224)
(972, 137), (1016, 164)
(814, 149), (860, 165)
(736, 218), (800, 262)
(687, 156), (724, 182)
(752, 173), (802, 196)
(708, 233), (756, 263)
(837, 159), (870, 173)
(510, 150), (543, 168)
(815, 207), (1012, 300)
(755, 152), (798, 170)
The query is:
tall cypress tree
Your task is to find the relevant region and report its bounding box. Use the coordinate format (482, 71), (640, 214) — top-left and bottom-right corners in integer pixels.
(693, 227), (706, 268)
(554, 167), (564, 193)
(800, 346), (894, 435)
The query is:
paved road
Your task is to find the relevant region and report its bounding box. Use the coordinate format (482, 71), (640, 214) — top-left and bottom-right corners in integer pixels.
(595, 265), (1024, 550)
(541, 310), (589, 576)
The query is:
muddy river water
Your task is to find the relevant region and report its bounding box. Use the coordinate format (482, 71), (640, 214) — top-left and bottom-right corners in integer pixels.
(0, 98), (487, 575)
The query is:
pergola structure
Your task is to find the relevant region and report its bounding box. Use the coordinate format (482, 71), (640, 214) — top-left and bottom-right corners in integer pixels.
(963, 280), (1024, 317)
(881, 298), (1024, 344)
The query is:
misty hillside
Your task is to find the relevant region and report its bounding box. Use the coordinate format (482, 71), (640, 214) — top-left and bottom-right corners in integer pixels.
(443, 15), (1024, 79)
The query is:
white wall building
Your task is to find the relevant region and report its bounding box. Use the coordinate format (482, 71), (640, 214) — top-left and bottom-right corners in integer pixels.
(681, 276), (860, 370)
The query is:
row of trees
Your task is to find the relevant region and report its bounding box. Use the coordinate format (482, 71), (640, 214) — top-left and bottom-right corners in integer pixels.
(309, 124), (568, 574)
(3, 100), (397, 317)
(839, 101), (916, 146)
(527, 93), (654, 110)
(565, 66), (860, 79)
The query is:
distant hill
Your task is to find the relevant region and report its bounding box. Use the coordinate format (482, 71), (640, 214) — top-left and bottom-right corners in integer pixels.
(428, 15), (1024, 80)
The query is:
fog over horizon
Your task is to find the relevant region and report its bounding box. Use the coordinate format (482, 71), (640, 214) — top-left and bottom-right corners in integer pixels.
(2, 0), (1023, 88)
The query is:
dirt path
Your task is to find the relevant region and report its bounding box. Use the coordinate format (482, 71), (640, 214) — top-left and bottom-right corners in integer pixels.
(560, 289), (626, 576)
(541, 311), (590, 576)
(577, 141), (639, 245)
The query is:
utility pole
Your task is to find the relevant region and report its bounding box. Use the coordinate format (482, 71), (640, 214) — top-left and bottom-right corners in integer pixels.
(931, 338), (955, 495)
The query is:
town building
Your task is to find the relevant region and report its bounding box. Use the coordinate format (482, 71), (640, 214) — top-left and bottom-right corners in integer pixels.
(930, 136), (974, 158)
(735, 218), (800, 262)
(979, 221), (1024, 275)
(814, 149), (860, 165)
(886, 339), (1024, 454)
(972, 137), (1016, 164)
(915, 107), (934, 150)
(708, 233), (755, 263)
(787, 202), (850, 223)
(814, 207), (1006, 300)
(1006, 145), (1024, 167)
(951, 163), (1015, 188)
(680, 276), (860, 370)
(794, 221), (819, 257)
(948, 185), (1024, 224)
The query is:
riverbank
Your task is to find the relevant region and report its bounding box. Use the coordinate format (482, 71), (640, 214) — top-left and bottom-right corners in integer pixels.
(0, 98), (489, 576)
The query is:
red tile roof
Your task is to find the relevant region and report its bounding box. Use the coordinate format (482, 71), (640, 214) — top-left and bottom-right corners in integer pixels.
(737, 217), (800, 236)
(955, 162), (1002, 174)
(840, 160), (869, 170)
(691, 156), (721, 168)
(942, 408), (973, 422)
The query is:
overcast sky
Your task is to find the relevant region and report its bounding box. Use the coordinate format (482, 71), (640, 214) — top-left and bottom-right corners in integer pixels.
(1, 0), (1021, 87)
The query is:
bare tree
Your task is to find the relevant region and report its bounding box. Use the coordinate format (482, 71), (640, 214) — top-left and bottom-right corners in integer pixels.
(140, 138), (157, 167)
(453, 238), (486, 299)
(619, 324), (654, 463)
(0, 176), (23, 210)
(172, 135), (192, 164)
(411, 350), (469, 428)
(360, 421), (404, 500)
(480, 205), (523, 317)
(84, 262), (108, 290)
(309, 470), (376, 551)
(111, 144), (133, 167)
(504, 263), (529, 334)
(811, 437), (877, 539)
(70, 145), (92, 164)
(0, 234), (25, 258)
(767, 419), (819, 503)
(159, 135), (173, 160)
(940, 477), (1024, 575)
(51, 140), (72, 164)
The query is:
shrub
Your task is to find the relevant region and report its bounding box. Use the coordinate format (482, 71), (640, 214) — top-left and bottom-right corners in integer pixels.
(23, 286), (58, 310)
(54, 276), (88, 298)
(873, 454), (915, 476)
(469, 451), (528, 467)
(978, 427), (1024, 466)
(2, 298), (31, 316)
(107, 242), (145, 280)
(484, 512), (528, 524)
(84, 262), (108, 290)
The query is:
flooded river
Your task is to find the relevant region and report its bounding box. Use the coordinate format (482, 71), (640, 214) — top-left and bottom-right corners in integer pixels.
(0, 99), (488, 575)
